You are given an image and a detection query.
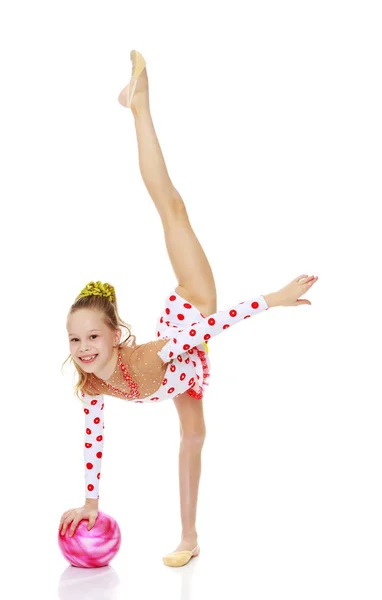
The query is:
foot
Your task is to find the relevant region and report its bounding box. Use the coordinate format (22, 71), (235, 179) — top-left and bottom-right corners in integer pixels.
(163, 537), (200, 567)
(118, 51), (149, 112)
(173, 538), (199, 554)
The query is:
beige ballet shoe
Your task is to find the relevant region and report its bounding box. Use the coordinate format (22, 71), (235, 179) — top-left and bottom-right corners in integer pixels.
(124, 49), (147, 109)
(162, 544), (200, 567)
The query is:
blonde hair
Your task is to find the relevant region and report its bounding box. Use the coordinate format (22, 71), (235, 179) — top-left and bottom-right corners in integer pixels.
(61, 282), (136, 402)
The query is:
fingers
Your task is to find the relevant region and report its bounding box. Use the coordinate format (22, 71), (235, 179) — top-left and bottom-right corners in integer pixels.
(59, 512), (69, 532)
(295, 299), (311, 306)
(60, 517), (73, 536)
(61, 518), (79, 537)
(60, 519), (70, 536)
(87, 518), (96, 531)
(296, 275), (318, 284)
(299, 275), (318, 286)
(60, 512), (95, 536)
(69, 519), (80, 537)
(59, 512), (77, 537)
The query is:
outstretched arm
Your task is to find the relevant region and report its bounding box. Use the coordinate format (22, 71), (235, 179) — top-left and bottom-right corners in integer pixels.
(156, 293), (270, 364)
(154, 274), (318, 365)
(131, 273), (318, 373)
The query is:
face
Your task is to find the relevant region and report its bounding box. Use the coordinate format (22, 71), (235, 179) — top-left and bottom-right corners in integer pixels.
(67, 309), (120, 372)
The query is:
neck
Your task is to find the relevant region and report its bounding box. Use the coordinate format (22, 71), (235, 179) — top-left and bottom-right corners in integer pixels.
(94, 348), (119, 381)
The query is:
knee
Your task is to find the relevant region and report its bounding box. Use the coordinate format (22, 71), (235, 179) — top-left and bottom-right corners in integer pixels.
(180, 430), (206, 449)
(172, 193), (189, 219)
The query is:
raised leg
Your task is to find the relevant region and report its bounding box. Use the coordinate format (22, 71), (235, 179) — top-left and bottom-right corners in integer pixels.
(119, 64), (217, 311)
(132, 105), (180, 223)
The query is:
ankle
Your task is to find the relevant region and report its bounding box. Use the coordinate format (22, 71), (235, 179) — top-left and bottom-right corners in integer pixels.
(181, 530), (198, 541)
(131, 99), (150, 119)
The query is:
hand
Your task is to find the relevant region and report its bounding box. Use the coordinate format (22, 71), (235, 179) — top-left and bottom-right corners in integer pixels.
(59, 505), (99, 537)
(275, 274), (318, 307)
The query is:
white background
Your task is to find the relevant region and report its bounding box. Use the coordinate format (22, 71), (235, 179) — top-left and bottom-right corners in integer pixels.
(1, 0), (381, 598)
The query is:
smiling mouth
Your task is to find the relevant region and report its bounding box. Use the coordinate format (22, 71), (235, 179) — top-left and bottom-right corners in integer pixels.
(80, 354), (98, 363)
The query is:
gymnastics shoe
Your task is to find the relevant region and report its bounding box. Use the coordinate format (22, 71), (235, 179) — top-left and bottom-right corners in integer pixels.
(162, 544), (200, 567)
(118, 49), (147, 109)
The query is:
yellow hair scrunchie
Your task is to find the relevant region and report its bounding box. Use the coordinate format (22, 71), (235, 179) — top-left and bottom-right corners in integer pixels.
(77, 281), (115, 303)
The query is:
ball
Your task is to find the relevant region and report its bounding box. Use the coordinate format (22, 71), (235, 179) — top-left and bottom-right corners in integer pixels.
(58, 510), (121, 568)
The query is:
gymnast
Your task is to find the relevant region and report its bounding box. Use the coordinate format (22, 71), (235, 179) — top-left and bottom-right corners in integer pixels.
(59, 50), (318, 567)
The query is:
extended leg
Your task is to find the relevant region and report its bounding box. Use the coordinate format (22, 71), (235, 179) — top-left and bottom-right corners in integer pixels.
(133, 104), (181, 221)
(119, 63), (181, 223)
(133, 105), (217, 308)
(119, 59), (217, 310)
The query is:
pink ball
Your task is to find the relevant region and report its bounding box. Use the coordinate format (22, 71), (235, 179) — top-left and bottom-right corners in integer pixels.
(58, 511), (121, 568)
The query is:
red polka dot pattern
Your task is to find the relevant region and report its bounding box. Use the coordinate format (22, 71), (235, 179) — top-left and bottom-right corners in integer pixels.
(82, 395), (104, 500)
(81, 292), (269, 499)
(154, 290), (268, 403)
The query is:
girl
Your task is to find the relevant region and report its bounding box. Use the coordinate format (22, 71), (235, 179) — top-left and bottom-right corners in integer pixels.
(58, 50), (318, 567)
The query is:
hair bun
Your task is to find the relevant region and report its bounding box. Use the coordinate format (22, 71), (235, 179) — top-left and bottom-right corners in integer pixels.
(78, 281), (115, 303)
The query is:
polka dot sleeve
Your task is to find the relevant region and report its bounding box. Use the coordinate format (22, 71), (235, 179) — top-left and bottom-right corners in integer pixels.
(82, 393), (105, 500)
(157, 294), (269, 364)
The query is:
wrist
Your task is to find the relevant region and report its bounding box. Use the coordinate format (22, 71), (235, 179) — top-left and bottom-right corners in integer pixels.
(263, 293), (279, 308)
(85, 498), (99, 507)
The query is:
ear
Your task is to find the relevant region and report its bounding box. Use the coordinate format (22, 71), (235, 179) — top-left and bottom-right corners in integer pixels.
(115, 328), (122, 345)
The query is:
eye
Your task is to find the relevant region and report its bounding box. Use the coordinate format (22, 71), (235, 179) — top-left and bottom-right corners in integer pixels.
(70, 334), (98, 342)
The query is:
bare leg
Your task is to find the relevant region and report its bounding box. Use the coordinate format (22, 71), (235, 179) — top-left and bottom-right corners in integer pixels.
(119, 59), (211, 564)
(119, 67), (180, 220)
(118, 63), (217, 309)
(169, 392), (206, 554)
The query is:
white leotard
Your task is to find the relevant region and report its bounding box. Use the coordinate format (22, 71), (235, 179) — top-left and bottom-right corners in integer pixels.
(81, 292), (269, 498)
